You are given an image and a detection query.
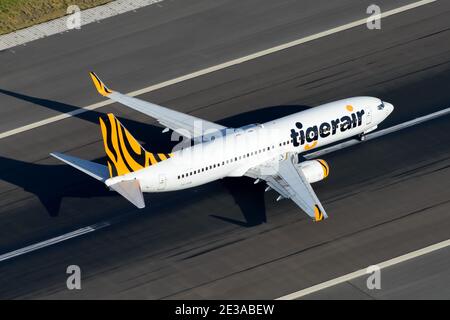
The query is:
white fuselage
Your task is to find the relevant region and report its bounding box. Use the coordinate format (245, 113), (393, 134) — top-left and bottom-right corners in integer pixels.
(106, 97), (393, 192)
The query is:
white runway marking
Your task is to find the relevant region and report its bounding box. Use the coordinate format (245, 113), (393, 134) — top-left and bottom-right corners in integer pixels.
(0, 105), (448, 263)
(0, 222), (109, 262)
(0, 0), (437, 140)
(277, 239), (450, 300)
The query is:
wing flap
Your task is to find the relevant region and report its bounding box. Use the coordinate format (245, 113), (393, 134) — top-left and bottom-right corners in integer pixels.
(265, 176), (290, 199)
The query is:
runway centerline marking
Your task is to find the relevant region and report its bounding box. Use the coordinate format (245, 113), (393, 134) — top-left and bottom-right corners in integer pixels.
(0, 106), (448, 263)
(0, 222), (109, 262)
(0, 0), (437, 140)
(276, 239), (450, 300)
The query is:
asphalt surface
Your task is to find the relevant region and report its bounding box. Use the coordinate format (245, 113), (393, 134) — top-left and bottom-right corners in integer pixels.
(0, 0), (449, 299)
(302, 247), (450, 300)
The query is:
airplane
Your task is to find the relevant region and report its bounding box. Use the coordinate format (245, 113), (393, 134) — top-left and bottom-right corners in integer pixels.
(50, 72), (394, 222)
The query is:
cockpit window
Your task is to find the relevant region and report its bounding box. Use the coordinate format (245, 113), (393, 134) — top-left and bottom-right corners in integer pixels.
(377, 102), (385, 110)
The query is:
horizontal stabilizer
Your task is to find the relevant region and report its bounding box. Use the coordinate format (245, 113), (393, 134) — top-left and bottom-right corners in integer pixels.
(109, 179), (145, 209)
(50, 152), (109, 182)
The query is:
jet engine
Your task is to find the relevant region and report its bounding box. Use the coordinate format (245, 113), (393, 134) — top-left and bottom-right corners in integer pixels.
(295, 159), (330, 183)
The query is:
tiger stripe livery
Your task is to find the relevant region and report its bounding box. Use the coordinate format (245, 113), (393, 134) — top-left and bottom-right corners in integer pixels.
(317, 159), (330, 178)
(314, 205), (324, 222)
(99, 113), (172, 177)
(90, 72), (113, 97)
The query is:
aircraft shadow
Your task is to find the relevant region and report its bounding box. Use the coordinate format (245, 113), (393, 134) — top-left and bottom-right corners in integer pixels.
(0, 88), (179, 152)
(0, 88), (310, 225)
(0, 155), (113, 217)
(211, 177), (267, 227)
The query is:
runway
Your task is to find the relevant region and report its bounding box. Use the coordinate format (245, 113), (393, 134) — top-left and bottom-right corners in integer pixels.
(301, 245), (450, 299)
(0, 0), (449, 299)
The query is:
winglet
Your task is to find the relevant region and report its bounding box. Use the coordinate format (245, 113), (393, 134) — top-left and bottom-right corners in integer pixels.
(89, 71), (113, 96)
(314, 205), (325, 222)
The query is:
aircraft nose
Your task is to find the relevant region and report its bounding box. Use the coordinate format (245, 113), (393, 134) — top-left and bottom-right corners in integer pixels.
(383, 102), (394, 114)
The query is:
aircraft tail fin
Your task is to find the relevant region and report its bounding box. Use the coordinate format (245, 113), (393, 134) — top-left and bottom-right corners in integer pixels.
(98, 113), (173, 178)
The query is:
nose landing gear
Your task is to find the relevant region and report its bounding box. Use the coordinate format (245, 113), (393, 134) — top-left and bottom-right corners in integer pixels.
(358, 125), (377, 141)
(358, 133), (366, 141)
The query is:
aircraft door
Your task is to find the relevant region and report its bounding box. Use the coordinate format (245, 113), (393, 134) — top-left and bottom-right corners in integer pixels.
(158, 174), (167, 190)
(366, 109), (373, 125)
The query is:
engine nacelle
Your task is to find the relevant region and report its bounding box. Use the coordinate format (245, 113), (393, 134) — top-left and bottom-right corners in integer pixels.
(296, 159), (330, 183)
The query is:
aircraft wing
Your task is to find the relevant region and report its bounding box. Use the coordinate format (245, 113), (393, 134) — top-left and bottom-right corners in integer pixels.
(89, 72), (227, 139)
(255, 154), (327, 222)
